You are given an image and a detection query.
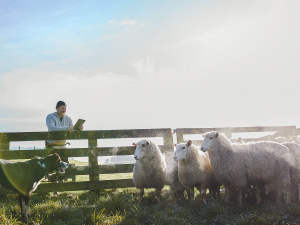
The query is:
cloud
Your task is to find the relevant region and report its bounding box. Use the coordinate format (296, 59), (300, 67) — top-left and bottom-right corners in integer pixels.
(131, 57), (155, 80)
(1, 0), (300, 132)
(98, 19), (144, 41)
(107, 19), (140, 28)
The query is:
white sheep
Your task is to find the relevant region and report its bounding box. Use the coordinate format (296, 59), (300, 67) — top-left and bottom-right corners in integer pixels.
(281, 143), (300, 203)
(201, 131), (291, 205)
(263, 140), (300, 203)
(165, 151), (188, 200)
(174, 140), (220, 204)
(236, 137), (244, 143)
(273, 136), (286, 143)
(132, 140), (167, 203)
(297, 135), (300, 144)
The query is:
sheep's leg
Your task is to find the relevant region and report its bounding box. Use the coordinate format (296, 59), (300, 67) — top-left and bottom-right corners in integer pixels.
(284, 187), (291, 204)
(186, 189), (191, 201)
(225, 187), (229, 201)
(200, 187), (207, 205)
(261, 185), (268, 202)
(276, 188), (284, 202)
(188, 188), (194, 202)
(278, 170), (292, 204)
(237, 188), (243, 205)
(155, 189), (162, 204)
(217, 187), (221, 200)
(253, 185), (263, 205)
(291, 184), (299, 204)
(177, 190), (184, 201)
(211, 185), (220, 200)
(139, 188), (144, 203)
(298, 185), (300, 204)
(225, 186), (234, 201)
(266, 185), (276, 202)
(284, 180), (292, 204)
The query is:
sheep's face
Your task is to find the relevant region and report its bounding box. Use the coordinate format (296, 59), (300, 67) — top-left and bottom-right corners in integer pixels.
(174, 143), (188, 162)
(201, 131), (219, 152)
(133, 140), (150, 160)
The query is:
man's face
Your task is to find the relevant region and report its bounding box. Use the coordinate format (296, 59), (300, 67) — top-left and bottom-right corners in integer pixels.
(56, 105), (66, 115)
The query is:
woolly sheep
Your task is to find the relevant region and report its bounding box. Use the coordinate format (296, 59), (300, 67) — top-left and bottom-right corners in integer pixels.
(165, 151), (188, 200)
(174, 140), (220, 204)
(274, 142), (300, 204)
(236, 137), (244, 143)
(265, 139), (300, 203)
(297, 135), (300, 144)
(201, 131), (291, 205)
(273, 136), (286, 143)
(132, 140), (167, 203)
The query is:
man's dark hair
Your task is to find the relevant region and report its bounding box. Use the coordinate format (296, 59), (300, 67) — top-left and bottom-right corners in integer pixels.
(56, 101), (66, 109)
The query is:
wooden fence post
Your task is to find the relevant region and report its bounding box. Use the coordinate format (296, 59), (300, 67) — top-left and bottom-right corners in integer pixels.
(0, 134), (9, 159)
(88, 138), (99, 187)
(175, 130), (184, 144)
(163, 129), (174, 153)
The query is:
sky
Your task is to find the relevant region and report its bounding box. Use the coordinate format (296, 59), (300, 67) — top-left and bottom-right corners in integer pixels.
(1, 0), (300, 133)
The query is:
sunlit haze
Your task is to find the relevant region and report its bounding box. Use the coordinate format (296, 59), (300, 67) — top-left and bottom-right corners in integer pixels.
(1, 0), (299, 133)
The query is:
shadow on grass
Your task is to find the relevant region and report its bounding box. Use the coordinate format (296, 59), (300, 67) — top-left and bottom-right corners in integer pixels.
(1, 189), (300, 224)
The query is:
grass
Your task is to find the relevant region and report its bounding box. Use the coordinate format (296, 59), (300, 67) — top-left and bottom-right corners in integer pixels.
(2, 160), (300, 224)
(1, 188), (300, 225)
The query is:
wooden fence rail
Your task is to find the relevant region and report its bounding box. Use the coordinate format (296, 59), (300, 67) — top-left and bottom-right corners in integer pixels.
(175, 125), (298, 146)
(0, 126), (298, 195)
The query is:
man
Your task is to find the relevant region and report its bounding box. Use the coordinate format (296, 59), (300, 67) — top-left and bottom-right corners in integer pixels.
(46, 101), (83, 145)
(46, 101), (83, 194)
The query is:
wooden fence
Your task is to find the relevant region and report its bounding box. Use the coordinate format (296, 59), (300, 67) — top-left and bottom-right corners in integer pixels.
(0, 128), (173, 195)
(0, 126), (299, 195)
(175, 126), (299, 146)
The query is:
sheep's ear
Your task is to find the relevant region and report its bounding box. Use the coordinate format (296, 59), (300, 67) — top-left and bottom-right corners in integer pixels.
(187, 140), (192, 146)
(215, 132), (219, 138)
(202, 134), (205, 138)
(146, 141), (150, 146)
(132, 143), (137, 146)
(174, 143), (177, 147)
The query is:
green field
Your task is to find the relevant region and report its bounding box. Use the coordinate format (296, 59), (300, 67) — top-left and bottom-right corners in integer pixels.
(1, 159), (300, 224)
(1, 187), (300, 225)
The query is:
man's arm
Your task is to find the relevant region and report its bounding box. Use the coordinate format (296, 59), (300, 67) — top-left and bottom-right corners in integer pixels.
(67, 116), (74, 132)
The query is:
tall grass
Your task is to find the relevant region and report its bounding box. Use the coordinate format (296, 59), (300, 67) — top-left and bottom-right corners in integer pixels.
(1, 188), (300, 225)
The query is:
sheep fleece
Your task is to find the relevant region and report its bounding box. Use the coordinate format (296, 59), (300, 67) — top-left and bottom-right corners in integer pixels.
(133, 140), (167, 189)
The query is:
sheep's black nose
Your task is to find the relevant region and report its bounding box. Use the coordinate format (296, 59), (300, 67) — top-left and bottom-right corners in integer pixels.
(134, 156), (137, 160)
(201, 148), (204, 151)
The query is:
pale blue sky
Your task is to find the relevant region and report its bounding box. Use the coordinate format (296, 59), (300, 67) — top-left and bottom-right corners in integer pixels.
(0, 0), (299, 132)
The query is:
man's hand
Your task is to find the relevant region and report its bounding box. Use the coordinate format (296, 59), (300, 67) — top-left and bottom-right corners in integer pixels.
(68, 126), (74, 132)
(79, 124), (84, 131)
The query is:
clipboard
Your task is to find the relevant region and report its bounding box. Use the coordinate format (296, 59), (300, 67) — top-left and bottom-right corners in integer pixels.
(73, 119), (85, 131)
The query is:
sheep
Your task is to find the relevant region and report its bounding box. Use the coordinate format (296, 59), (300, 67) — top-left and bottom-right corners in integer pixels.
(236, 137), (244, 143)
(273, 136), (286, 143)
(132, 140), (167, 203)
(173, 140), (220, 204)
(201, 131), (291, 205)
(281, 142), (300, 203)
(286, 136), (295, 143)
(297, 135), (300, 144)
(267, 139), (300, 203)
(165, 151), (188, 200)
